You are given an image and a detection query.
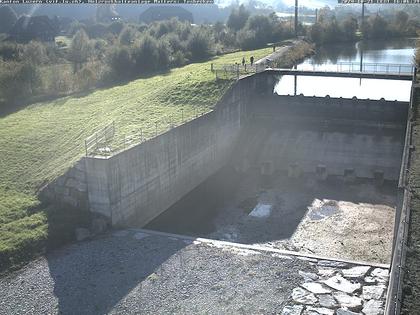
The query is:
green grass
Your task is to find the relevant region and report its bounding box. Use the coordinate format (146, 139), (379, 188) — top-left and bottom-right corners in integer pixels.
(0, 47), (272, 272)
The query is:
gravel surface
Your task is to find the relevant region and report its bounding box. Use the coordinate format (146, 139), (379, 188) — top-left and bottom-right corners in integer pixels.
(0, 229), (316, 315)
(206, 173), (396, 264)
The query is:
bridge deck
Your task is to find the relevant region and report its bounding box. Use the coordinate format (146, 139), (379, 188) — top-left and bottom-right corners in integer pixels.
(266, 68), (413, 80)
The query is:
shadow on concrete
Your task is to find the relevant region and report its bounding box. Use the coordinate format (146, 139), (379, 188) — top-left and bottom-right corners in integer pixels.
(47, 232), (187, 314)
(146, 165), (398, 246)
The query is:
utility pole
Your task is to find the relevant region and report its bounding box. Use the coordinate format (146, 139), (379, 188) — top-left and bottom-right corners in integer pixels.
(295, 0), (299, 37)
(361, 1), (365, 39)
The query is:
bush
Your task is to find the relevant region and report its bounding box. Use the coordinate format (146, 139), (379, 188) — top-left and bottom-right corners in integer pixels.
(186, 28), (214, 61)
(107, 46), (135, 81)
(133, 35), (159, 74)
(236, 29), (258, 50)
(119, 25), (138, 45)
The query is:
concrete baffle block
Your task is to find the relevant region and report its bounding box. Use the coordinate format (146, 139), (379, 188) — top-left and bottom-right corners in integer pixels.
(344, 168), (356, 184)
(373, 170), (385, 186)
(316, 164), (327, 181)
(288, 163), (301, 178)
(260, 161), (273, 176)
(235, 158), (250, 174)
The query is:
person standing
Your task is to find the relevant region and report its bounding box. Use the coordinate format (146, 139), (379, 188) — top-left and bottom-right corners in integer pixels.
(242, 57), (245, 67)
(250, 56), (254, 66)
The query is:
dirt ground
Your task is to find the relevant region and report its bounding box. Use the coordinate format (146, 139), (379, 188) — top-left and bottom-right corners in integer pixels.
(206, 170), (396, 264)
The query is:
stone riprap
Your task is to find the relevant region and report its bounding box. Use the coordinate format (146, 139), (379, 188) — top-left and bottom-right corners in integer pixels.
(282, 260), (389, 315)
(0, 229), (389, 315)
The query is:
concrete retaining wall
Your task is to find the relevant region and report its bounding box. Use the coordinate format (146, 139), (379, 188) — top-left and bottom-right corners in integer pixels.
(84, 81), (248, 227)
(235, 94), (408, 180)
(41, 72), (409, 226)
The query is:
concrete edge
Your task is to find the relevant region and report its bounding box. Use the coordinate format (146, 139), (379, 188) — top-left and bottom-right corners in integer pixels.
(128, 228), (390, 269)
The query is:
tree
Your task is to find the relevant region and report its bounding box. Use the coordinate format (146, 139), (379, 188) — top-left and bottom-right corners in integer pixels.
(340, 17), (358, 42)
(107, 46), (134, 80)
(309, 23), (324, 45)
(0, 6), (17, 34)
(119, 25), (137, 45)
(132, 35), (159, 73)
(227, 5), (250, 32)
(108, 21), (124, 35)
(68, 29), (91, 72)
(245, 15), (274, 46)
(186, 28), (214, 61)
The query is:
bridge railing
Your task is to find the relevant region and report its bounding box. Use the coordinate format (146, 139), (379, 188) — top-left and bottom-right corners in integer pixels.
(298, 62), (414, 75)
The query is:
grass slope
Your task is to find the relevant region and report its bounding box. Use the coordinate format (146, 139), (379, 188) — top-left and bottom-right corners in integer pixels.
(0, 47), (271, 271)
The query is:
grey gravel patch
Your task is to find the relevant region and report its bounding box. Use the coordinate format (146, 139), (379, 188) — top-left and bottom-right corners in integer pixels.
(133, 232), (149, 240)
(0, 231), (312, 315)
(112, 230), (130, 237)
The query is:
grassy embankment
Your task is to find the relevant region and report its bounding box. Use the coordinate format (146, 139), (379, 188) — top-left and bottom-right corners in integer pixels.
(0, 47), (277, 272)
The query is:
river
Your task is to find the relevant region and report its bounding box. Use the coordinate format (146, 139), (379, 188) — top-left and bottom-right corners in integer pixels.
(274, 38), (416, 101)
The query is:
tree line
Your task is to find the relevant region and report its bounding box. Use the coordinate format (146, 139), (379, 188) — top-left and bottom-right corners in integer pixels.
(0, 4), (418, 110)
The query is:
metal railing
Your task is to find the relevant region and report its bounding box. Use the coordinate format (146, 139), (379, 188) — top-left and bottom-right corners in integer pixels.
(211, 63), (268, 79)
(297, 62), (415, 75)
(84, 121), (115, 157)
(84, 109), (211, 157)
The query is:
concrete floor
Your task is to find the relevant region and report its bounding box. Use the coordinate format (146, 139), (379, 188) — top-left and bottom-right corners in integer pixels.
(206, 171), (396, 264)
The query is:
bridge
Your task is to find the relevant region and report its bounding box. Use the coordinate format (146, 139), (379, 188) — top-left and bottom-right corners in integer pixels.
(211, 62), (415, 81)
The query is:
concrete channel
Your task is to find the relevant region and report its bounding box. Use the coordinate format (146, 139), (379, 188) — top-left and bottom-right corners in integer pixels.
(39, 70), (413, 314)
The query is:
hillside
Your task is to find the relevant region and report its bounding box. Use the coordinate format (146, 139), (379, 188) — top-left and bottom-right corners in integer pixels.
(0, 47), (272, 271)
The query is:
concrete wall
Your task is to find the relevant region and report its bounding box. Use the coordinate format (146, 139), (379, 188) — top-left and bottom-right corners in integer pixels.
(84, 81), (247, 227)
(41, 72), (409, 226)
(236, 94), (408, 180)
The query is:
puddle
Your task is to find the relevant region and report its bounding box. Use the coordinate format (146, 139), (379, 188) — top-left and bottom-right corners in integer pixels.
(249, 203), (272, 218)
(308, 199), (339, 220)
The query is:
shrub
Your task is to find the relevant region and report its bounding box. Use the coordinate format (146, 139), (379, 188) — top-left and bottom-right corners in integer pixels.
(186, 28), (214, 61)
(132, 35), (159, 74)
(236, 29), (258, 50)
(107, 46), (135, 81)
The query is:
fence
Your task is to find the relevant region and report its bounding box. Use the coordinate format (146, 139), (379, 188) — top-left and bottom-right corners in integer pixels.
(211, 63), (268, 80)
(84, 109), (211, 157)
(298, 62), (415, 75)
(85, 121), (116, 157)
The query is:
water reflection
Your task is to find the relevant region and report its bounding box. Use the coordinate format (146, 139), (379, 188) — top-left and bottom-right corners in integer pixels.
(274, 75), (411, 101)
(302, 38), (416, 67)
(275, 38), (416, 101)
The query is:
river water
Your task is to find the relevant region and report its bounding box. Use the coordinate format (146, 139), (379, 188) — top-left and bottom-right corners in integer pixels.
(274, 38), (416, 101)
